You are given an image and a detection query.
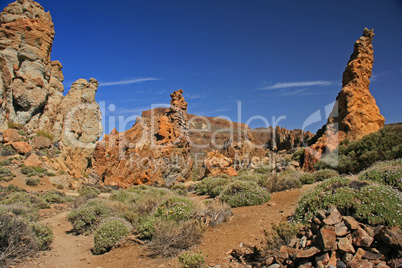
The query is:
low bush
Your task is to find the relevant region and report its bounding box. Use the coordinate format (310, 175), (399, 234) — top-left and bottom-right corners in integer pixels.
(43, 190), (67, 203)
(26, 178), (40, 186)
(359, 159), (402, 191)
(293, 177), (402, 227)
(264, 222), (300, 250)
(171, 184), (187, 196)
(0, 145), (16, 157)
(93, 218), (131, 255)
(79, 185), (101, 199)
(203, 201), (232, 227)
(195, 176), (231, 197)
(68, 198), (115, 234)
(178, 251), (205, 268)
(147, 220), (203, 257)
(0, 166), (13, 182)
(1, 192), (49, 209)
(220, 181), (270, 207)
(155, 196), (196, 222)
(262, 174), (302, 192)
(254, 165), (274, 174)
(0, 204), (38, 221)
(0, 211), (38, 263)
(31, 222), (53, 250)
(299, 173), (315, 184)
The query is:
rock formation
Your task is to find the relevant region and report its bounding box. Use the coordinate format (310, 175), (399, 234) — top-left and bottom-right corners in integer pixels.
(0, 0), (102, 177)
(92, 89), (191, 188)
(303, 28), (385, 170)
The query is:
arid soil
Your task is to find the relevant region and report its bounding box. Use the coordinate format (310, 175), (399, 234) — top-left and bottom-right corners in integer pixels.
(11, 184), (312, 268)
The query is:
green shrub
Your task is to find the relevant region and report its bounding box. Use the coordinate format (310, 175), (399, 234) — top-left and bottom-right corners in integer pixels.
(137, 216), (158, 239)
(0, 159), (12, 166)
(203, 201), (232, 227)
(68, 199), (115, 234)
(93, 218), (131, 255)
(36, 130), (54, 140)
(264, 222), (300, 250)
(315, 124), (402, 173)
(110, 190), (138, 203)
(21, 166), (37, 176)
(0, 145), (16, 156)
(292, 149), (305, 161)
(0, 166), (13, 181)
(178, 251), (205, 268)
(299, 173), (315, 184)
(254, 165), (274, 174)
(312, 169), (339, 182)
(359, 159), (402, 191)
(171, 184), (187, 196)
(155, 196), (196, 222)
(195, 177), (232, 197)
(31, 222), (53, 250)
(26, 178), (40, 186)
(79, 185), (101, 199)
(293, 177), (402, 227)
(1, 192), (49, 209)
(0, 204), (38, 222)
(220, 181), (270, 207)
(43, 190), (67, 203)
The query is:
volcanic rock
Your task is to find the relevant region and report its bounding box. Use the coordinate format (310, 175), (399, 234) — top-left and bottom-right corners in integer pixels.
(0, 0), (102, 177)
(2, 128), (20, 142)
(303, 28), (385, 170)
(10, 141), (31, 154)
(92, 89), (191, 187)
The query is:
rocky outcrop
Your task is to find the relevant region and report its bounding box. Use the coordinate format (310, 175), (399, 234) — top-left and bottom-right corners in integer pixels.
(0, 0), (102, 177)
(303, 28), (385, 170)
(231, 206), (401, 268)
(92, 89), (191, 187)
(204, 150), (238, 177)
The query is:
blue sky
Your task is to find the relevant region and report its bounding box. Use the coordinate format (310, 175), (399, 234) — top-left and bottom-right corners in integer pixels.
(1, 0), (401, 135)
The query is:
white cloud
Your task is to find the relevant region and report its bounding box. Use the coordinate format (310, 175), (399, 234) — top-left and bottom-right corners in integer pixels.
(260, 80), (332, 90)
(279, 88), (309, 96)
(99, 77), (159, 87)
(188, 94), (206, 100)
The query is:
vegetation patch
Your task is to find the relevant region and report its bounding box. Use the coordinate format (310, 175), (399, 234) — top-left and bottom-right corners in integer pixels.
(293, 177), (402, 227)
(264, 222), (300, 250)
(220, 180), (270, 207)
(315, 124), (402, 173)
(93, 218), (131, 255)
(178, 251), (205, 268)
(36, 130), (54, 140)
(359, 159), (402, 191)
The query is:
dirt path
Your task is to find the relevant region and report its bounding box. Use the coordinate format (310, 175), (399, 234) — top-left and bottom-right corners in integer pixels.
(17, 185), (312, 268)
(195, 185), (312, 266)
(20, 211), (95, 268)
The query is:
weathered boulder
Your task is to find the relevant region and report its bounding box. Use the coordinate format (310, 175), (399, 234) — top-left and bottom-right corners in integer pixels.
(31, 135), (52, 149)
(2, 128), (20, 142)
(204, 150), (238, 177)
(303, 28), (385, 170)
(10, 141), (31, 154)
(23, 153), (41, 167)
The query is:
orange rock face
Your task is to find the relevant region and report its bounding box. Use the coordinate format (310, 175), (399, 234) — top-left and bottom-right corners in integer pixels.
(91, 89), (192, 188)
(204, 150), (238, 177)
(303, 28), (385, 170)
(0, 1), (102, 178)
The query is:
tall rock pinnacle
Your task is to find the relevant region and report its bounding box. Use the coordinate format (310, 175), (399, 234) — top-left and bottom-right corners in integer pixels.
(303, 28), (385, 170)
(0, 0), (102, 177)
